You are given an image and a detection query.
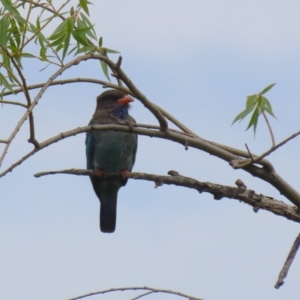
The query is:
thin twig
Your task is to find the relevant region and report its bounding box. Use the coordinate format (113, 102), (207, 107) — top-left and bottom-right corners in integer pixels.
(130, 291), (153, 300)
(232, 129), (300, 169)
(262, 111), (276, 147)
(18, 0), (63, 21)
(0, 45), (38, 158)
(21, 0), (33, 50)
(0, 100), (27, 108)
(110, 54), (123, 86)
(1, 78), (124, 97)
(66, 286), (203, 300)
(275, 233), (300, 289)
(0, 140), (8, 144)
(6, 50), (38, 147)
(245, 143), (254, 162)
(155, 104), (198, 136)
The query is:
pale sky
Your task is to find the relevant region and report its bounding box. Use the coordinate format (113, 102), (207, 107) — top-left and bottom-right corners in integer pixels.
(1, 1), (300, 300)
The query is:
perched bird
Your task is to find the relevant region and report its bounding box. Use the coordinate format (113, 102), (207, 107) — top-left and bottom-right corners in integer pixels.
(86, 90), (137, 233)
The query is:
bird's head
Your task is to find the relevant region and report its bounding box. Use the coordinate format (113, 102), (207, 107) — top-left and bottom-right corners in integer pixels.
(94, 90), (134, 119)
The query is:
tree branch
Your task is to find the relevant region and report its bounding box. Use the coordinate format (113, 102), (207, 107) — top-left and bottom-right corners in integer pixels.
(34, 169), (300, 224)
(275, 232), (300, 289)
(0, 100), (27, 108)
(66, 286), (203, 300)
(130, 291), (153, 300)
(2, 122), (300, 208)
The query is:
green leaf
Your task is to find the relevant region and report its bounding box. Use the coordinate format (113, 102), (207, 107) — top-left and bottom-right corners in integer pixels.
(21, 53), (35, 58)
(72, 30), (90, 47)
(36, 16), (41, 30)
(75, 45), (95, 54)
(39, 63), (50, 72)
(232, 104), (256, 125)
(261, 96), (276, 118)
(0, 0), (20, 16)
(66, 17), (74, 33)
(79, 12), (96, 39)
(79, 0), (90, 16)
(10, 17), (21, 48)
(101, 47), (120, 54)
(260, 83), (276, 95)
(62, 32), (71, 60)
(67, 45), (78, 55)
(100, 60), (110, 81)
(0, 73), (14, 93)
(40, 44), (47, 60)
(0, 15), (10, 46)
(48, 19), (68, 40)
(246, 106), (260, 134)
(49, 34), (66, 47)
(246, 94), (257, 109)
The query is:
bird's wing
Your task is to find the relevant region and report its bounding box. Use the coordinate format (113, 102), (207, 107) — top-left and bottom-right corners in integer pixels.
(86, 119), (95, 170)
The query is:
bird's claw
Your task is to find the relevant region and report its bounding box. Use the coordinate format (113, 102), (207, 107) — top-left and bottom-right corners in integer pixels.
(96, 169), (104, 177)
(121, 170), (129, 179)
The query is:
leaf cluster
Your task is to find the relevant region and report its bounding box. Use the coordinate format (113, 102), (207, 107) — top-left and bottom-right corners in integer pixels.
(0, 0), (118, 96)
(232, 83), (277, 134)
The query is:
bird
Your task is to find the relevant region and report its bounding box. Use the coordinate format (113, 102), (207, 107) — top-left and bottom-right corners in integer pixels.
(85, 89), (137, 233)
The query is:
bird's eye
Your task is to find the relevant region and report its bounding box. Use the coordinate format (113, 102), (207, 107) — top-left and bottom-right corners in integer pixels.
(104, 96), (115, 101)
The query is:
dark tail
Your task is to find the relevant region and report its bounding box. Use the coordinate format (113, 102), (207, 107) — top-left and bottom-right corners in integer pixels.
(99, 188), (118, 233)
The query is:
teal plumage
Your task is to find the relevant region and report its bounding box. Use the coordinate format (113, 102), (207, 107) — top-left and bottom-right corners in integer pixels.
(86, 90), (137, 233)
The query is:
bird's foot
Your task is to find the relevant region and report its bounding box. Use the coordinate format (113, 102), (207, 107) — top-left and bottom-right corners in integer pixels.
(96, 169), (104, 177)
(121, 170), (130, 179)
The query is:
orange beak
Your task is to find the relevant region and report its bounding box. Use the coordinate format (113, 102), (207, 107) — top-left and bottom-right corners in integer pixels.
(117, 95), (134, 105)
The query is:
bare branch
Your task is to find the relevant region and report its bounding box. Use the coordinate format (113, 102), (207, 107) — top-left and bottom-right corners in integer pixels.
(34, 169), (300, 224)
(0, 100), (27, 108)
(0, 140), (8, 144)
(245, 143), (254, 162)
(275, 233), (300, 289)
(2, 122), (300, 207)
(155, 104), (198, 136)
(0, 45), (38, 161)
(6, 49), (38, 147)
(66, 286), (203, 300)
(1, 78), (121, 97)
(130, 291), (153, 300)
